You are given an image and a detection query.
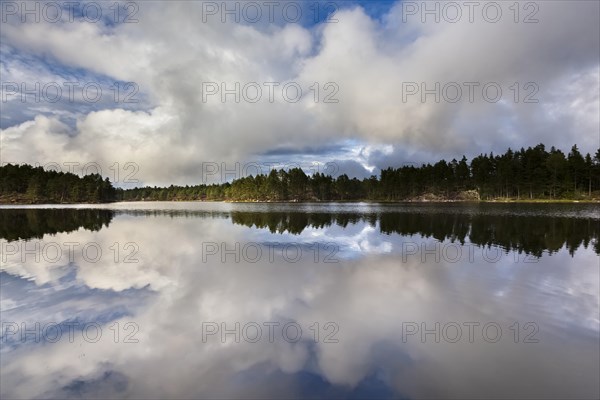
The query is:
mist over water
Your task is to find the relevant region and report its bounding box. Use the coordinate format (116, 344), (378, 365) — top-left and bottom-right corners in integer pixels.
(1, 202), (599, 399)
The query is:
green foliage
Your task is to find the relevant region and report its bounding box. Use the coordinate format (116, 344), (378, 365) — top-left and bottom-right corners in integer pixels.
(0, 164), (117, 203)
(3, 144), (598, 204)
(120, 144), (600, 202)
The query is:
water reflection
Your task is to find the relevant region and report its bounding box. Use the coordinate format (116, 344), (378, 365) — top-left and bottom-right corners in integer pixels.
(0, 209), (113, 241)
(1, 203), (599, 399)
(230, 210), (599, 256)
(2, 204), (598, 256)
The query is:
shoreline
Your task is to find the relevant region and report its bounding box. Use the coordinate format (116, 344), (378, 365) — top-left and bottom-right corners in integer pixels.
(2, 198), (600, 205)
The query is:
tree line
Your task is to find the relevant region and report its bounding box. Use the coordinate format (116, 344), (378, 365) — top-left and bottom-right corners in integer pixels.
(1, 144), (598, 203)
(121, 144), (600, 202)
(0, 164), (117, 203)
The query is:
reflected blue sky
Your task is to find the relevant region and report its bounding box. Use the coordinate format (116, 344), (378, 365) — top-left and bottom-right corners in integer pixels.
(1, 203), (599, 399)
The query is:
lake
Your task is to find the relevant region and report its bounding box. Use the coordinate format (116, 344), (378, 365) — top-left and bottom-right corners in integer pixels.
(1, 202), (599, 399)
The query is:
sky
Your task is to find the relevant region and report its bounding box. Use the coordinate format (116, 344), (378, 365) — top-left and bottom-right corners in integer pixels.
(1, 0), (599, 186)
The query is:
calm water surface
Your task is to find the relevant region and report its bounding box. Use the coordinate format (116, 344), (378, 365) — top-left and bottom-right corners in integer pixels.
(1, 202), (599, 399)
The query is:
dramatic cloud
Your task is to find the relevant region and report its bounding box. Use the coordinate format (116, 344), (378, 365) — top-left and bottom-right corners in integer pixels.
(1, 1), (598, 185)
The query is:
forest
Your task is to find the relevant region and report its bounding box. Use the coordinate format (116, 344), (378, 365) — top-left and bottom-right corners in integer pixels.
(121, 144), (600, 202)
(1, 144), (599, 203)
(0, 164), (117, 203)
